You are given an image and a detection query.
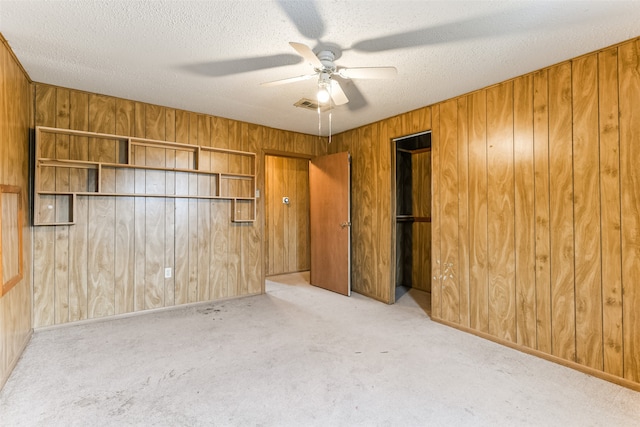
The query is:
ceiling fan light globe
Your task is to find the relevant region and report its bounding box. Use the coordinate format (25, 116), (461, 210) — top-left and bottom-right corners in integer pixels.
(317, 88), (331, 103)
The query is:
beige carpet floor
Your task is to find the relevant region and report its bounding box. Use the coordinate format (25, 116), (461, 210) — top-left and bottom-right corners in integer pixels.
(1, 271), (639, 426)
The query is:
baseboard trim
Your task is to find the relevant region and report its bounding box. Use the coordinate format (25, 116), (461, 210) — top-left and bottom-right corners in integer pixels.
(432, 316), (640, 393)
(0, 329), (33, 391)
(34, 292), (262, 332)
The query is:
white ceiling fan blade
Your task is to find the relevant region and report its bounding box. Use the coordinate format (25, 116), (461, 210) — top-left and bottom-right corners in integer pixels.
(260, 73), (316, 87)
(330, 80), (349, 105)
(290, 42), (323, 69)
(339, 66), (397, 79)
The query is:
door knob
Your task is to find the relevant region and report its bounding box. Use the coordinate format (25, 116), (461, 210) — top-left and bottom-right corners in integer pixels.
(340, 222), (351, 229)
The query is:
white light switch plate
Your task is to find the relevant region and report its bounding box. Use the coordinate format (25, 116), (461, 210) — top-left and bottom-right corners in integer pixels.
(164, 268), (172, 278)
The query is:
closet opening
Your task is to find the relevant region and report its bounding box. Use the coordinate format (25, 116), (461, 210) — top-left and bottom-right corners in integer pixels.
(264, 153), (311, 278)
(392, 131), (432, 312)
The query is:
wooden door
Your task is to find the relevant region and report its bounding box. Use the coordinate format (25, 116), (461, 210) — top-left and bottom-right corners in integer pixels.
(309, 151), (351, 296)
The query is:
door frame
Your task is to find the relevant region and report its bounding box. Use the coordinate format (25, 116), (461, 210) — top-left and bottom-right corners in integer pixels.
(261, 149), (313, 292)
(390, 130), (431, 304)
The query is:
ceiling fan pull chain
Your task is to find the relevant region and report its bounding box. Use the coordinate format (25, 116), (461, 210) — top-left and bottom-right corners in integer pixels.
(329, 108), (332, 144)
(318, 104), (322, 139)
(328, 83), (333, 144)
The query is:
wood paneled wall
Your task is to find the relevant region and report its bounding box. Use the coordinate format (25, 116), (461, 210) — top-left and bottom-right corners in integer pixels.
(331, 37), (640, 388)
(0, 35), (32, 388)
(328, 109), (432, 303)
(411, 151), (431, 292)
(265, 155), (310, 276)
(32, 83), (324, 328)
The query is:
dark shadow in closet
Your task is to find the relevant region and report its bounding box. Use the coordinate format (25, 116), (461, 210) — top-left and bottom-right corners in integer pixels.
(395, 132), (431, 298)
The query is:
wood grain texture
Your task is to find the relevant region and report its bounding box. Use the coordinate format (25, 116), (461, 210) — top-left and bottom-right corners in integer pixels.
(513, 75), (536, 349)
(548, 62), (576, 361)
(54, 88), (70, 323)
(30, 84), (295, 330)
(468, 90), (489, 333)
(430, 105), (442, 318)
(68, 91), (89, 322)
(247, 124), (262, 294)
(532, 69), (552, 354)
(572, 54), (603, 369)
(0, 34), (31, 387)
(87, 94), (116, 319)
(381, 117), (400, 303)
(33, 85), (56, 327)
(439, 99), (460, 324)
(23, 35), (640, 389)
(598, 47), (624, 377)
(411, 149), (431, 292)
(265, 155), (310, 275)
(164, 108), (176, 306)
(356, 125), (376, 297)
(457, 97), (470, 327)
(619, 39), (640, 382)
(486, 82), (516, 342)
(174, 110), (190, 305)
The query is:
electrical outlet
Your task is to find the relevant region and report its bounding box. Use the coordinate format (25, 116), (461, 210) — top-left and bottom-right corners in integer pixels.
(164, 267), (172, 278)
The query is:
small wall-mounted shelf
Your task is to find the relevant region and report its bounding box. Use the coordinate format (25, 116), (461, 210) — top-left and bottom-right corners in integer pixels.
(34, 126), (256, 225)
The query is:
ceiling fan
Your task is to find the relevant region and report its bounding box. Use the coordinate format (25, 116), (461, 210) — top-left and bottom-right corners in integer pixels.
(260, 42), (397, 106)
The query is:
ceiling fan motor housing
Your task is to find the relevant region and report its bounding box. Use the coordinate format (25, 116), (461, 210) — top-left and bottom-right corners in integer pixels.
(317, 50), (337, 73)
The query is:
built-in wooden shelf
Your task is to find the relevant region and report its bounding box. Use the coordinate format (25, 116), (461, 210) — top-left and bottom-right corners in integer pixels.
(396, 215), (431, 223)
(34, 126), (256, 225)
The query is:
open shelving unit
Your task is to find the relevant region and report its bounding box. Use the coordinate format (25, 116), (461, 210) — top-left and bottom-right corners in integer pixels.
(34, 126), (256, 225)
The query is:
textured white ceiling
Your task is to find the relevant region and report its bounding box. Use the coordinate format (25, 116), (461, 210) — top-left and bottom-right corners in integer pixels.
(1, 1), (639, 136)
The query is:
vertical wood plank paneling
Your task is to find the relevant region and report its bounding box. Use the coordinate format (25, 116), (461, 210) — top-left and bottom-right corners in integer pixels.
(548, 62), (576, 361)
(410, 147), (432, 293)
(133, 102), (146, 312)
(114, 98), (135, 315)
(572, 54), (603, 370)
(210, 117), (226, 298)
(486, 81), (516, 342)
(54, 88), (70, 324)
(513, 74), (536, 349)
(372, 122), (392, 303)
(533, 69), (552, 354)
(598, 47), (624, 377)
(359, 125), (377, 297)
(247, 124), (262, 294)
(282, 153), (291, 271)
(295, 156), (310, 272)
(457, 96), (470, 327)
(68, 90), (89, 322)
(210, 198), (230, 298)
(87, 94), (116, 319)
(431, 105), (442, 319)
(164, 108), (176, 307)
(174, 110), (190, 305)
(187, 113), (199, 302)
(33, 85), (56, 327)
(0, 36), (32, 387)
(197, 115), (211, 302)
(351, 127), (373, 296)
(27, 36), (640, 389)
(143, 105), (166, 309)
(619, 39), (640, 382)
(468, 90), (489, 332)
(439, 100), (460, 324)
(227, 120), (241, 297)
(239, 122), (251, 295)
(382, 117), (401, 302)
